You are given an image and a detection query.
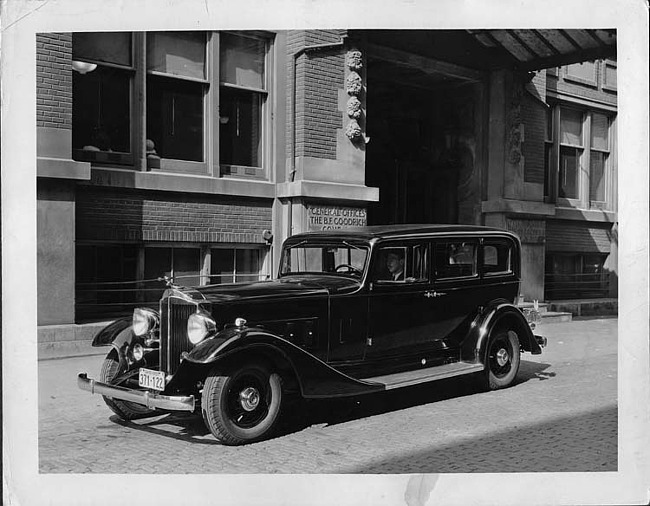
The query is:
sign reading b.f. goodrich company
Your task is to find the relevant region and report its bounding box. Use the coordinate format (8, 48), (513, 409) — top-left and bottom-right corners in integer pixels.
(307, 204), (367, 230)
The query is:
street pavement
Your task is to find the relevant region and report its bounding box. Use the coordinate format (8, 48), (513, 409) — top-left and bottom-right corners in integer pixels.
(38, 317), (617, 474)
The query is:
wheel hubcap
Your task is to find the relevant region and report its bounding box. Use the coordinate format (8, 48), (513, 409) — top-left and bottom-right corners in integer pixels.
(496, 348), (510, 367)
(239, 387), (260, 412)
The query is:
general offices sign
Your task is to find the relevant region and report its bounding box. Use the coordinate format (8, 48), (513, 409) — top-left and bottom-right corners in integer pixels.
(307, 204), (367, 230)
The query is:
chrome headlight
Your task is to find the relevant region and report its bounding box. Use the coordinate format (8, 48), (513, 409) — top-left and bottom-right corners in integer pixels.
(132, 308), (159, 337)
(187, 312), (217, 345)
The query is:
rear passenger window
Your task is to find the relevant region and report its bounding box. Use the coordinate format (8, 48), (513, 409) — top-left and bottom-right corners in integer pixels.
(482, 241), (513, 275)
(434, 241), (477, 279)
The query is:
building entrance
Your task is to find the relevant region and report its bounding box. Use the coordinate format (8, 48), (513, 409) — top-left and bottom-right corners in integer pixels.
(365, 55), (481, 226)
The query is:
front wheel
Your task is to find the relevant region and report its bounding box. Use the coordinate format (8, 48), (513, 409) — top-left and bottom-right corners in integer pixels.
(201, 361), (283, 445)
(99, 350), (155, 420)
(484, 330), (521, 390)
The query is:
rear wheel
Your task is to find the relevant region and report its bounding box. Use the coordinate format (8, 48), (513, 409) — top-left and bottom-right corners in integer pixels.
(201, 361), (283, 445)
(100, 349), (155, 420)
(484, 330), (521, 390)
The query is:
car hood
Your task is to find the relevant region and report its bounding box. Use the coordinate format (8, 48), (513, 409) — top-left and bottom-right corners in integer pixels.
(191, 275), (362, 304)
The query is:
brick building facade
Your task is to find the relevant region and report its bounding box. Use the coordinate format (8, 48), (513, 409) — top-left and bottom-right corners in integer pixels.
(35, 29), (617, 332)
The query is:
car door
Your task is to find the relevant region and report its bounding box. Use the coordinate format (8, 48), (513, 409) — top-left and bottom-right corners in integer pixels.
(428, 237), (483, 346)
(364, 241), (453, 374)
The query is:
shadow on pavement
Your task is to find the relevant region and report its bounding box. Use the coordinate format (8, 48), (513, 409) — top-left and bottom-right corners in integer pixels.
(111, 412), (216, 444)
(282, 360), (553, 435)
(108, 360), (553, 445)
(343, 405), (617, 473)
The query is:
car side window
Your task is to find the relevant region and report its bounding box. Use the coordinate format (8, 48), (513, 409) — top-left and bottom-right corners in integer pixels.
(482, 240), (513, 276)
(372, 244), (429, 284)
(434, 240), (478, 279)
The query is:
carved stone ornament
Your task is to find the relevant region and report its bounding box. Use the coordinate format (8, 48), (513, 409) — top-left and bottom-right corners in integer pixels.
(345, 119), (363, 140)
(346, 71), (363, 95)
(346, 96), (362, 119)
(346, 50), (363, 70)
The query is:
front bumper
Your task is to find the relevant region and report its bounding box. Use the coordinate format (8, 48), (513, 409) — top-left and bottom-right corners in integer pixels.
(535, 334), (547, 348)
(77, 373), (196, 412)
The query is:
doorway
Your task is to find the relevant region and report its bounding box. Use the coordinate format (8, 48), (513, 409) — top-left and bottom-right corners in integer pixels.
(365, 56), (480, 226)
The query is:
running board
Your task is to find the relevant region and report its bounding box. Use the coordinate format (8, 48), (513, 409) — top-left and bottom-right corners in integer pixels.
(361, 362), (484, 390)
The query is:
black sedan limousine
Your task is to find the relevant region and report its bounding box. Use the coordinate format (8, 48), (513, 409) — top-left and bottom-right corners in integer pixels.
(78, 224), (546, 445)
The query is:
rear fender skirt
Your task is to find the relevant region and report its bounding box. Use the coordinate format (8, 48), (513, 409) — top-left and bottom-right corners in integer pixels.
(180, 327), (385, 398)
(470, 301), (541, 362)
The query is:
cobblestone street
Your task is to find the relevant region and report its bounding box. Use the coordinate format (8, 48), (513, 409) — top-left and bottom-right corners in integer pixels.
(38, 318), (617, 474)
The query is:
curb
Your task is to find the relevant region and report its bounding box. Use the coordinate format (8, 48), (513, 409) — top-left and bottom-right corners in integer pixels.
(38, 321), (113, 361)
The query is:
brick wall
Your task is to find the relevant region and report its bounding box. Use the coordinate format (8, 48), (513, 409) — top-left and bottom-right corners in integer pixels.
(546, 220), (614, 253)
(76, 187), (272, 243)
(287, 30), (346, 162)
(36, 33), (72, 129)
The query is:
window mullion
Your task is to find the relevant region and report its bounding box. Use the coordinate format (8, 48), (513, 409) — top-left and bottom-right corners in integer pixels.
(211, 32), (220, 177)
(200, 245), (211, 286)
(552, 105), (561, 201)
(581, 111), (591, 208)
(134, 32), (147, 172)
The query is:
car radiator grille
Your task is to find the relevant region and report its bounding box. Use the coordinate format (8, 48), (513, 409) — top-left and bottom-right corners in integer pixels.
(159, 296), (197, 375)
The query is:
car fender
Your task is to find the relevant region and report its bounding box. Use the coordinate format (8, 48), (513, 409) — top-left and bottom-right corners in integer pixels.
(91, 317), (141, 359)
(179, 326), (384, 398)
(91, 317), (150, 365)
(465, 299), (541, 363)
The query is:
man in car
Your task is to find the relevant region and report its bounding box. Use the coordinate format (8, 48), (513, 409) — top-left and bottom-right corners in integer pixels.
(385, 250), (405, 281)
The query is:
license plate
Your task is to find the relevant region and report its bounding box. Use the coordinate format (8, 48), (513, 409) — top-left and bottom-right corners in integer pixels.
(139, 368), (165, 391)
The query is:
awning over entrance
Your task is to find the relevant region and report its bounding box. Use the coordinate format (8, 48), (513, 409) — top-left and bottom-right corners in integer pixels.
(466, 29), (617, 71)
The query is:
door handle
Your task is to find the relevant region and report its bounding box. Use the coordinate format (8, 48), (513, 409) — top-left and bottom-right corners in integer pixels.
(424, 290), (447, 298)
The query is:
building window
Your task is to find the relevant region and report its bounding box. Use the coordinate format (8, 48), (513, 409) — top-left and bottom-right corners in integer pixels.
(544, 106), (553, 198)
(589, 112), (610, 203)
(210, 247), (266, 284)
(71, 31), (273, 178)
(75, 244), (138, 321)
(548, 105), (614, 209)
(558, 108), (583, 200)
(75, 243), (268, 321)
(602, 59), (617, 91)
(144, 246), (202, 301)
(146, 32), (208, 163)
(545, 253), (610, 299)
(72, 32), (133, 164)
(219, 33), (268, 172)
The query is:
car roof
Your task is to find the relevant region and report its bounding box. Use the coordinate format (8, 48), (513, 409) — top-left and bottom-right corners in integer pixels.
(287, 224), (519, 241)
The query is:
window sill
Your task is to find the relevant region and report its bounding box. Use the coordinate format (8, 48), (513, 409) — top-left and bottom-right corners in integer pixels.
(220, 164), (266, 179)
(87, 167), (275, 198)
(554, 206), (617, 223)
(37, 157), (91, 180)
(155, 159), (208, 175)
(73, 149), (134, 166)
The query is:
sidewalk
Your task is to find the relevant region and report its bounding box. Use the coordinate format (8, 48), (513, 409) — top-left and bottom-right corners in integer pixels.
(38, 321), (113, 361)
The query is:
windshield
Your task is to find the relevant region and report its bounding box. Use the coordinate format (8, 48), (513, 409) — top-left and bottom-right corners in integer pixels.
(280, 240), (369, 278)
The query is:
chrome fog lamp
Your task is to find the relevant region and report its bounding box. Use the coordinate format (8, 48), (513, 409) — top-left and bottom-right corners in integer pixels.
(132, 343), (144, 361)
(133, 308), (159, 337)
(187, 312), (216, 345)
